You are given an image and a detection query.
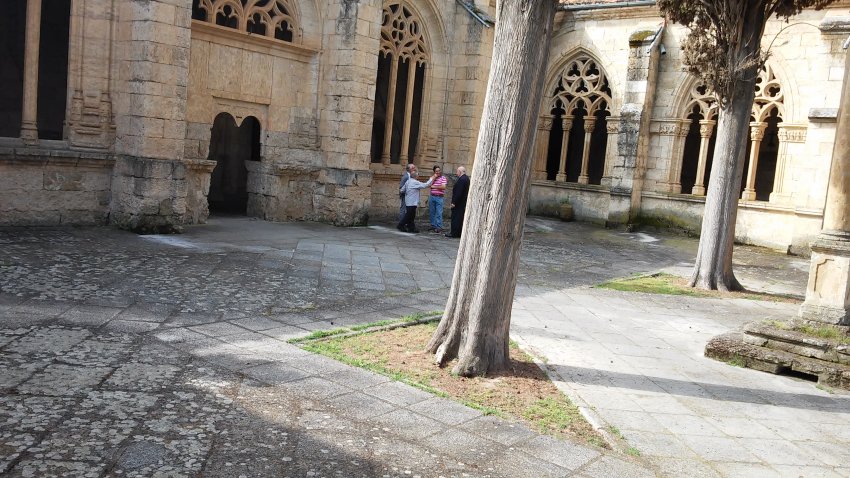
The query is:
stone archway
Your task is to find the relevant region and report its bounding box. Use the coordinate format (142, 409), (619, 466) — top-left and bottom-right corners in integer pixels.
(208, 113), (261, 214)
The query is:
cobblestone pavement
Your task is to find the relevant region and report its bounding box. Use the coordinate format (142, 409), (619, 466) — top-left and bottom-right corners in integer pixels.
(0, 216), (844, 477)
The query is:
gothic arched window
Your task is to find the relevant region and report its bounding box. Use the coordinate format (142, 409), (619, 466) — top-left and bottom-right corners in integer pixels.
(677, 64), (785, 201)
(370, 2), (430, 165)
(192, 0), (299, 43)
(544, 56), (612, 184)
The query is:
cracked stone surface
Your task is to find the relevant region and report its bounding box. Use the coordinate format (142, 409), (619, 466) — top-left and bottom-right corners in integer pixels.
(0, 215), (841, 477)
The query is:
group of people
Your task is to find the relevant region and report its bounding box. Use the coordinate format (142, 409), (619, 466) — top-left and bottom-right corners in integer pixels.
(397, 163), (469, 238)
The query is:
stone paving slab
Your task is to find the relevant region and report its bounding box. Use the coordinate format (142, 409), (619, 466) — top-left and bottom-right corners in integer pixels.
(0, 216), (837, 477)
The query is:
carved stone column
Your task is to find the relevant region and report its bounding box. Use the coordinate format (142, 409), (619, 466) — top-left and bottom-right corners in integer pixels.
(662, 121), (688, 194)
(602, 118), (620, 183)
(692, 119), (716, 196)
(556, 116), (573, 182)
(381, 54), (400, 166)
(533, 114), (553, 180)
(770, 125), (806, 204)
(799, 45), (850, 326)
(21, 0), (43, 143)
(577, 117), (596, 185)
(741, 122), (767, 201)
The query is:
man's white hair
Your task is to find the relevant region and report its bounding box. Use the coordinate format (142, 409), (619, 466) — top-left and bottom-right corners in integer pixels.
(457, 166), (466, 174)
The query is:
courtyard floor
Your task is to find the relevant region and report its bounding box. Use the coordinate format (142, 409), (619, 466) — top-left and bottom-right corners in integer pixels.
(0, 216), (847, 477)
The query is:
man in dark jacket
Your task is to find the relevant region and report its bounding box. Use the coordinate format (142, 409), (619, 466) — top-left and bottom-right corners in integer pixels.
(446, 166), (470, 238)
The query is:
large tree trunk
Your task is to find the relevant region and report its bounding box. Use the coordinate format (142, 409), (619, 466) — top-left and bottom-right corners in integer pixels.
(426, 0), (555, 377)
(690, 10), (766, 291)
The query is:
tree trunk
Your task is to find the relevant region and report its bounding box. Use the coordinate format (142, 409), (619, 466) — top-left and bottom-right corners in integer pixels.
(690, 12), (766, 291)
(426, 0), (555, 376)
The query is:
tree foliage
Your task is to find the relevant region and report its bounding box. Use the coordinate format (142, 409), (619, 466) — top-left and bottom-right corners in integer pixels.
(658, 0), (836, 106)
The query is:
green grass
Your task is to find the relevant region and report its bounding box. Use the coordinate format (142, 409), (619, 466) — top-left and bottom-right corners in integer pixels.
(597, 273), (712, 297)
(726, 356), (747, 368)
(596, 272), (797, 302)
(296, 321), (606, 447)
(796, 324), (850, 344)
(606, 425), (624, 440)
(522, 397), (585, 435)
(288, 311), (443, 344)
(626, 447), (641, 457)
(763, 320), (850, 345)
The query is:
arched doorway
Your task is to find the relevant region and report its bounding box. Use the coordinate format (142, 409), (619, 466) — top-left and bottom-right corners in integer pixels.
(208, 113), (261, 214)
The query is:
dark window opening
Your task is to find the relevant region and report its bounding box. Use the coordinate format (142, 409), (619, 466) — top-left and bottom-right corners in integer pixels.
(565, 109), (586, 183)
(679, 106), (703, 194)
(274, 21), (294, 42)
(545, 106), (564, 180)
(247, 13), (267, 35)
(37, 0), (71, 140)
(754, 108), (781, 201)
(191, 0), (206, 21)
(369, 53), (426, 164)
(587, 109), (609, 185)
(216, 6), (239, 29)
(407, 62), (425, 161)
(0, 0), (26, 138)
(370, 52), (392, 163)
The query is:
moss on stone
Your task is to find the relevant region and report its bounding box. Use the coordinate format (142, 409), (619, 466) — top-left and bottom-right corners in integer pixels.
(629, 29), (657, 43)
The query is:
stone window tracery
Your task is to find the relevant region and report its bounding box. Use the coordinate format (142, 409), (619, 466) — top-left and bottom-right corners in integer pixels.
(192, 0), (300, 43)
(370, 2), (430, 165)
(674, 64), (786, 201)
(538, 56), (612, 185)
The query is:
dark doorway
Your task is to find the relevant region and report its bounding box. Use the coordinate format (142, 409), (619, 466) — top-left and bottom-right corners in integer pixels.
(0, 0), (26, 138)
(208, 114), (261, 214)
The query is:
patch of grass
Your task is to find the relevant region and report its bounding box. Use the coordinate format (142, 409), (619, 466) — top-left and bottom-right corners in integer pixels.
(596, 273), (799, 303)
(606, 425), (624, 439)
(764, 320), (791, 330)
(598, 273), (710, 298)
(626, 447), (641, 457)
(288, 311), (443, 344)
(796, 324), (850, 344)
(726, 356), (746, 368)
(816, 383), (835, 394)
(522, 397), (585, 435)
(296, 322), (607, 447)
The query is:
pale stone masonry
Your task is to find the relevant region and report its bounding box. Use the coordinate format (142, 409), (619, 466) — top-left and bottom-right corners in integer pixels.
(0, 0), (847, 251)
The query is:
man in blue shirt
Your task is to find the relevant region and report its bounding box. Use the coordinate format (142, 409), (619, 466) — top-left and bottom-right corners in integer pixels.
(398, 169), (436, 233)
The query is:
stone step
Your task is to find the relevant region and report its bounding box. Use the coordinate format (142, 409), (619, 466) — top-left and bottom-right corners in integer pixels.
(742, 321), (850, 366)
(705, 332), (850, 391)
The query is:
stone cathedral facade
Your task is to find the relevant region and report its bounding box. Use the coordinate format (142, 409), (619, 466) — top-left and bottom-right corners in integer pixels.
(0, 0), (847, 253)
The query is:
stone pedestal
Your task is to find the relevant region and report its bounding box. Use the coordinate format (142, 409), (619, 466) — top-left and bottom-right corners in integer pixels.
(800, 231), (850, 325)
(799, 41), (850, 326)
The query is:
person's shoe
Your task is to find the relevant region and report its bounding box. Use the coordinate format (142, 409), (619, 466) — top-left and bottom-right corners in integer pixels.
(434, 228), (443, 233)
(397, 225), (405, 232)
(444, 233), (455, 238)
(410, 228), (420, 233)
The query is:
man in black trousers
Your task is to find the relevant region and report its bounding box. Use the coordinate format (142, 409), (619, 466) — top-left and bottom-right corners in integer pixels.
(446, 166), (470, 238)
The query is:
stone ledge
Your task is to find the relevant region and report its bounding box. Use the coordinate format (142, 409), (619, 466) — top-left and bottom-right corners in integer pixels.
(0, 146), (114, 169)
(705, 331), (850, 390)
(743, 322), (850, 365)
(819, 16), (850, 33)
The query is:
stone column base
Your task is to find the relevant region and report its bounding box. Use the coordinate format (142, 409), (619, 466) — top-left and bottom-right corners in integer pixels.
(109, 156), (190, 234)
(799, 230), (850, 326)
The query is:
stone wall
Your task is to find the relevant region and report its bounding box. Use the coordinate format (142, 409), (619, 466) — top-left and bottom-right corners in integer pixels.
(0, 148), (113, 226)
(526, 3), (849, 251)
(110, 0), (194, 232)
